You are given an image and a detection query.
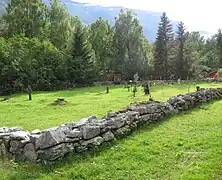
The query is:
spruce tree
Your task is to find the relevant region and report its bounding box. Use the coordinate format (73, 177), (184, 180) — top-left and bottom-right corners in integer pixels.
(176, 21), (187, 79)
(154, 12), (174, 80)
(216, 29), (222, 67)
(68, 24), (95, 85)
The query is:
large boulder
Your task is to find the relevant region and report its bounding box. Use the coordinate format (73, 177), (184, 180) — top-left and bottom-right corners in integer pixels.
(35, 128), (66, 150)
(9, 140), (24, 153)
(0, 141), (7, 159)
(81, 126), (100, 140)
(102, 131), (115, 142)
(10, 131), (30, 141)
(105, 114), (127, 129)
(81, 136), (104, 147)
(37, 143), (73, 161)
(66, 129), (82, 138)
(24, 143), (37, 162)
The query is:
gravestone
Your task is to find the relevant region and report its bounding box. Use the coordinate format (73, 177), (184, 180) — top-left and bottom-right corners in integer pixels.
(27, 85), (32, 101)
(106, 86), (109, 94)
(144, 82), (150, 95)
(133, 85), (137, 97)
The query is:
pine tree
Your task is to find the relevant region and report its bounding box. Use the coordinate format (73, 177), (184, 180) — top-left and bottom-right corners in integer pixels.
(176, 21), (187, 79)
(216, 29), (222, 67)
(67, 24), (95, 85)
(154, 12), (174, 80)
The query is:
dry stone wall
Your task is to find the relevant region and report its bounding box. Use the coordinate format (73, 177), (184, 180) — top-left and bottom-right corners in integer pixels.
(0, 88), (222, 163)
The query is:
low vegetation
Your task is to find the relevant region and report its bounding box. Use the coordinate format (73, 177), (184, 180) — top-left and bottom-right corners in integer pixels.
(0, 86), (221, 179)
(0, 82), (220, 131)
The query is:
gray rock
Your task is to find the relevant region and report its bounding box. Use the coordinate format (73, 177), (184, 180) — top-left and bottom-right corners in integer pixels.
(35, 128), (66, 150)
(75, 118), (88, 127)
(37, 143), (73, 161)
(114, 126), (131, 138)
(139, 114), (152, 122)
(81, 126), (100, 140)
(8, 127), (21, 133)
(31, 129), (41, 134)
(66, 129), (82, 138)
(24, 143), (37, 162)
(81, 136), (104, 147)
(0, 133), (10, 138)
(102, 131), (115, 142)
(56, 125), (70, 134)
(159, 102), (176, 115)
(10, 131), (30, 141)
(30, 134), (41, 145)
(0, 127), (9, 133)
(87, 115), (98, 122)
(64, 137), (79, 143)
(75, 146), (87, 153)
(9, 140), (24, 153)
(0, 142), (7, 159)
(106, 115), (126, 129)
(135, 106), (148, 115)
(106, 112), (117, 118)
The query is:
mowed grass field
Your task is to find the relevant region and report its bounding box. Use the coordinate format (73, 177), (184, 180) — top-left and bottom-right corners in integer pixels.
(0, 82), (222, 131)
(0, 82), (222, 180)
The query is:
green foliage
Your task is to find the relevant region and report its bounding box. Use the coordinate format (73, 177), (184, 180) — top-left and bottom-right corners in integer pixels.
(47, 0), (73, 50)
(89, 18), (113, 77)
(2, 0), (47, 38)
(112, 9), (151, 80)
(175, 21), (188, 79)
(154, 12), (174, 80)
(216, 29), (222, 67)
(217, 69), (222, 77)
(0, 0), (222, 94)
(0, 36), (65, 94)
(68, 23), (95, 85)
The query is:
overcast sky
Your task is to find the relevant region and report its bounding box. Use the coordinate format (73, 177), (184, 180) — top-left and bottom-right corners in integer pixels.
(74, 0), (222, 34)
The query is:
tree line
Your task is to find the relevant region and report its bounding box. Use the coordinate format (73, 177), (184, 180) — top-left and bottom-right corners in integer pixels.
(0, 0), (222, 95)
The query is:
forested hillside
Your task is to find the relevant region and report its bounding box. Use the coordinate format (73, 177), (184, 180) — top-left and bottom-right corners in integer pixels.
(0, 0), (222, 95)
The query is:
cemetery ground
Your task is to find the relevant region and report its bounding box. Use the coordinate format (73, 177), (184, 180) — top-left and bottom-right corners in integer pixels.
(0, 82), (222, 179)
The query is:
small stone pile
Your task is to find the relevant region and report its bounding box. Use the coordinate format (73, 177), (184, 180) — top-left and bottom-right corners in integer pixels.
(0, 88), (221, 163)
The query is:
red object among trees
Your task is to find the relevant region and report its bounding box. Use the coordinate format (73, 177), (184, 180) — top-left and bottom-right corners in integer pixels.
(208, 71), (218, 78)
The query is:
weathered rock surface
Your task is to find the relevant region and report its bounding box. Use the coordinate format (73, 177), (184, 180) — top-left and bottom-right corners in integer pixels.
(35, 128), (66, 150)
(81, 126), (100, 140)
(24, 143), (37, 161)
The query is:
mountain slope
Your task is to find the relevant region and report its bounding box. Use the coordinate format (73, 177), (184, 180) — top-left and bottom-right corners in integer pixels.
(64, 0), (177, 41)
(0, 0), (178, 41)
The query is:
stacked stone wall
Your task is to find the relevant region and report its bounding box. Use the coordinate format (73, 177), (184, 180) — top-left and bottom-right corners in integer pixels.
(0, 88), (221, 163)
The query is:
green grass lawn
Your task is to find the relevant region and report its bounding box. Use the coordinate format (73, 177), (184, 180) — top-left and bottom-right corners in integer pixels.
(0, 98), (221, 180)
(1, 82), (222, 131)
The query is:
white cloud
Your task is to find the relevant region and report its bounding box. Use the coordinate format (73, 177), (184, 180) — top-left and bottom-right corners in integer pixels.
(74, 0), (222, 33)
